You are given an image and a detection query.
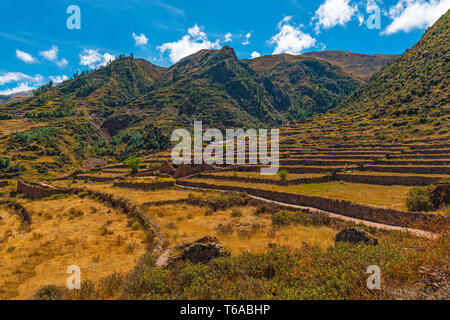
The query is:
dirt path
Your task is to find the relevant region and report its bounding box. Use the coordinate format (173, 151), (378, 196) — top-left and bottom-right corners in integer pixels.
(176, 183), (438, 239)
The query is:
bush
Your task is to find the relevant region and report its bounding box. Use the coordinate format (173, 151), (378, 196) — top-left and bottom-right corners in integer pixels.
(124, 156), (143, 174)
(405, 186), (433, 212)
(0, 157), (11, 170)
(278, 169), (288, 181)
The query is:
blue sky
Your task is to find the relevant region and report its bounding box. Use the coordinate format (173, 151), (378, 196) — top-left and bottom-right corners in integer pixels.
(1, 0), (449, 95)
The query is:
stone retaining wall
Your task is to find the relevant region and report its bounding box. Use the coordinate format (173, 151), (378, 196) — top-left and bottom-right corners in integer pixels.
(336, 174), (443, 186)
(177, 181), (449, 232)
(17, 181), (69, 200)
(113, 181), (175, 191)
(0, 199), (32, 225)
(197, 174), (333, 186)
(363, 166), (450, 175)
(70, 188), (164, 255)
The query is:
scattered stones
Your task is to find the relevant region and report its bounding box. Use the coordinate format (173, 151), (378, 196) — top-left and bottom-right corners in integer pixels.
(168, 235), (229, 266)
(335, 227), (378, 245)
(268, 242), (277, 249)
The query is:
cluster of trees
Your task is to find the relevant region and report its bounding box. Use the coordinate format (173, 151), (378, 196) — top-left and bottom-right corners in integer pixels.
(33, 81), (54, 96)
(0, 157), (10, 170)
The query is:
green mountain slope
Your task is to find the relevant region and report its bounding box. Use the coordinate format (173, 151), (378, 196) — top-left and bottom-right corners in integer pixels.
(244, 54), (362, 118)
(291, 10), (450, 144)
(121, 46), (290, 129)
(303, 51), (398, 81)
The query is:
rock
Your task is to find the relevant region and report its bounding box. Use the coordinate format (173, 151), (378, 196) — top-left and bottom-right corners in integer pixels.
(430, 183), (449, 209)
(268, 242), (277, 249)
(335, 227), (378, 245)
(173, 163), (194, 178)
(158, 161), (175, 175)
(168, 236), (229, 266)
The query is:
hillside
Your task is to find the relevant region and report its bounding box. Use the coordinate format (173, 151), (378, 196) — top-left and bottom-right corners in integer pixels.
(303, 51), (398, 81)
(0, 90), (33, 104)
(289, 10), (450, 145)
(116, 46), (290, 129)
(244, 54), (361, 118)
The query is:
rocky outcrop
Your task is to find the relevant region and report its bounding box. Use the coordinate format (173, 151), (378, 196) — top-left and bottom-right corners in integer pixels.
(158, 161), (175, 175)
(335, 228), (378, 245)
(168, 236), (229, 266)
(173, 163), (194, 178)
(430, 183), (449, 208)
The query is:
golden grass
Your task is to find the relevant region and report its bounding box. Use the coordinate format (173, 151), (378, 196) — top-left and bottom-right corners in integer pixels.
(80, 182), (197, 205)
(185, 178), (411, 211)
(209, 171), (326, 180)
(0, 196), (145, 300)
(0, 119), (47, 136)
(143, 203), (335, 256)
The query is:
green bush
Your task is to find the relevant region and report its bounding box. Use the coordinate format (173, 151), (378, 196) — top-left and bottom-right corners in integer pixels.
(278, 169), (288, 181)
(405, 186), (433, 212)
(124, 156), (143, 174)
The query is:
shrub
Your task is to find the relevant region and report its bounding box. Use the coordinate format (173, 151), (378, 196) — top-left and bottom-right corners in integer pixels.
(0, 157), (11, 170)
(124, 156), (143, 174)
(405, 186), (433, 212)
(231, 208), (243, 218)
(278, 169), (288, 181)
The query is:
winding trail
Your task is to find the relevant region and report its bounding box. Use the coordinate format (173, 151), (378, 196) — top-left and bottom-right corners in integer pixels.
(176, 183), (439, 239)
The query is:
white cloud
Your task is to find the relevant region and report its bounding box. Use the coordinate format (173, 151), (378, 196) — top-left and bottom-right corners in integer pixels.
(242, 32), (252, 45)
(39, 45), (68, 68)
(313, 0), (358, 33)
(57, 58), (68, 68)
(132, 32), (148, 46)
(224, 32), (232, 42)
(49, 75), (69, 84)
(39, 45), (58, 61)
(0, 82), (37, 95)
(15, 49), (36, 63)
(250, 51), (261, 59)
(157, 24), (221, 63)
(79, 49), (116, 69)
(0, 72), (45, 95)
(0, 72), (42, 85)
(269, 16), (317, 55)
(383, 0), (450, 35)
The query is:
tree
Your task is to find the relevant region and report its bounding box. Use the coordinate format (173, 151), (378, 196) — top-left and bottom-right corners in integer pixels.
(278, 169), (288, 181)
(124, 156), (143, 174)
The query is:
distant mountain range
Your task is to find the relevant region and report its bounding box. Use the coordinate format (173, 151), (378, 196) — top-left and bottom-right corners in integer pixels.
(0, 90), (33, 103)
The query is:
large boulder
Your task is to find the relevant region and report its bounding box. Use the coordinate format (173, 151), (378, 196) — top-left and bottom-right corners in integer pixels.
(158, 161), (175, 175)
(335, 228), (378, 245)
(173, 163), (194, 178)
(430, 183), (449, 209)
(168, 236), (229, 266)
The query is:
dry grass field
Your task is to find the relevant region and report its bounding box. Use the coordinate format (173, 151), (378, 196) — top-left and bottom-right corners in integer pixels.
(184, 178), (412, 211)
(144, 202), (336, 255)
(0, 195), (146, 299)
